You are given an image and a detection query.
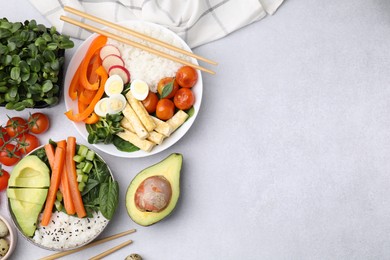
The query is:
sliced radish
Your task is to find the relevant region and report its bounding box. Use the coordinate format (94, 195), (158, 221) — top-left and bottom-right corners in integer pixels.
(108, 65), (131, 84)
(100, 44), (121, 60)
(102, 54), (125, 72)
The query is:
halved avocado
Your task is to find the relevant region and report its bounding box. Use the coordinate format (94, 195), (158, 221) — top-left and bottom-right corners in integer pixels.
(126, 153), (182, 226)
(8, 155), (50, 188)
(7, 188), (48, 204)
(9, 199), (44, 237)
(7, 155), (50, 237)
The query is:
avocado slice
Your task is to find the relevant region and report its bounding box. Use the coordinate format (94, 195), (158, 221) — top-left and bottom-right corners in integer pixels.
(7, 155), (50, 237)
(9, 199), (44, 237)
(7, 188), (48, 204)
(8, 155), (50, 188)
(126, 153), (182, 226)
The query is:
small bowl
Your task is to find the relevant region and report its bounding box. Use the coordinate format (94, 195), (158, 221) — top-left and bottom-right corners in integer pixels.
(0, 214), (17, 260)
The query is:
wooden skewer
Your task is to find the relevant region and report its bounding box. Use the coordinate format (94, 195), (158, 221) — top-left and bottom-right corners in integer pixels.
(60, 15), (216, 75)
(64, 6), (218, 66)
(89, 239), (133, 260)
(39, 229), (136, 260)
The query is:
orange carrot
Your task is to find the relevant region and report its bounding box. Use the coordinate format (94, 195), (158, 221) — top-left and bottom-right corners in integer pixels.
(65, 136), (86, 218)
(57, 140), (76, 215)
(65, 66), (108, 122)
(41, 146), (66, 226)
(44, 143), (55, 169)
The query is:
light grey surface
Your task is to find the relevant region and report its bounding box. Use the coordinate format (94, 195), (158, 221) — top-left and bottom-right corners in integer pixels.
(1, 0), (390, 259)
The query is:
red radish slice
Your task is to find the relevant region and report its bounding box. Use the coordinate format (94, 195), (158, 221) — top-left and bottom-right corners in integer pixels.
(102, 54), (125, 72)
(100, 44), (121, 60)
(109, 65), (131, 84)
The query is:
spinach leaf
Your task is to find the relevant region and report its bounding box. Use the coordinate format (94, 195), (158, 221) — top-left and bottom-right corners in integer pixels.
(113, 135), (140, 152)
(99, 179), (119, 220)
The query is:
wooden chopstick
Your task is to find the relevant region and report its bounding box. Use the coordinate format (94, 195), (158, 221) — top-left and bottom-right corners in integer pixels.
(39, 229), (136, 260)
(60, 16), (216, 75)
(64, 6), (217, 66)
(89, 239), (133, 260)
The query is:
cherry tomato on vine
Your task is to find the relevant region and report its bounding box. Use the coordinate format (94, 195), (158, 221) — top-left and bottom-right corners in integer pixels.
(142, 91), (159, 114)
(0, 144), (21, 166)
(0, 127), (10, 146)
(17, 133), (40, 154)
(28, 112), (50, 134)
(0, 169), (10, 191)
(157, 77), (179, 99)
(175, 66), (198, 88)
(156, 99), (175, 120)
(5, 117), (28, 137)
(174, 88), (195, 110)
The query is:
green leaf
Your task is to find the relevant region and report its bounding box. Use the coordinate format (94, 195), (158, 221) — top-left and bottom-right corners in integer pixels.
(29, 59), (40, 72)
(0, 28), (12, 39)
(161, 80), (174, 98)
(7, 42), (16, 52)
(10, 67), (20, 80)
(99, 179), (119, 220)
(112, 135), (140, 152)
(43, 49), (55, 62)
(43, 96), (58, 105)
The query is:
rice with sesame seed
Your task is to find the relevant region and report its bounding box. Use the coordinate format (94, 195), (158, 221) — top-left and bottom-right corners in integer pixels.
(32, 211), (108, 250)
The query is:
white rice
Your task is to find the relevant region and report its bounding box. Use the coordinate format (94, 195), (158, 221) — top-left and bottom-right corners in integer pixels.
(107, 22), (192, 93)
(32, 211), (108, 250)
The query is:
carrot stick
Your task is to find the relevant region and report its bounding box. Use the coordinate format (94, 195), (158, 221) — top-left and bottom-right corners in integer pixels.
(41, 147), (66, 226)
(66, 136), (86, 218)
(57, 140), (76, 215)
(44, 143), (55, 169)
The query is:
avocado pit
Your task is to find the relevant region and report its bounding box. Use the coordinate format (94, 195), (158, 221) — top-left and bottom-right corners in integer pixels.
(135, 176), (172, 212)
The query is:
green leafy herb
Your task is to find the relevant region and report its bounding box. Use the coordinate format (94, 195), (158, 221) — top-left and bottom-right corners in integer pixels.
(160, 80), (174, 98)
(86, 113), (124, 144)
(0, 18), (74, 110)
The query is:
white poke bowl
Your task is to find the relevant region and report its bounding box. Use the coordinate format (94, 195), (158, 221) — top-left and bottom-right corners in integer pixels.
(64, 20), (203, 158)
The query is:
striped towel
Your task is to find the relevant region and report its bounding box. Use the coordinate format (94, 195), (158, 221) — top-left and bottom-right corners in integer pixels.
(28, 0), (284, 48)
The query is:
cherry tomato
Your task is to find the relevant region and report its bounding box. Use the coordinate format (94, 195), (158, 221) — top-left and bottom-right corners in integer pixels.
(157, 77), (179, 99)
(28, 112), (50, 134)
(142, 91), (159, 114)
(0, 144), (21, 166)
(174, 88), (195, 110)
(175, 66), (198, 88)
(0, 127), (10, 146)
(156, 99), (175, 120)
(0, 170), (10, 191)
(17, 133), (40, 154)
(5, 117), (28, 137)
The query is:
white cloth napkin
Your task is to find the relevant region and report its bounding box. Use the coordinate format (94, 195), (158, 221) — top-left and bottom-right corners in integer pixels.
(28, 0), (284, 48)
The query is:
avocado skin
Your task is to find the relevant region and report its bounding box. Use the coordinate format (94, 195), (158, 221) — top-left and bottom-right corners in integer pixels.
(7, 155), (50, 237)
(126, 153), (183, 226)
